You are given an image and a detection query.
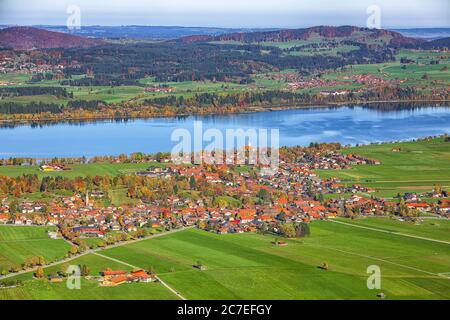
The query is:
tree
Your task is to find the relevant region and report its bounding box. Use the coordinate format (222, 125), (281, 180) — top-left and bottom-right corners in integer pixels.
(278, 223), (296, 238)
(259, 222), (268, 234)
(257, 188), (270, 202)
(197, 220), (207, 230)
(35, 267), (45, 279)
(69, 246), (78, 256)
(37, 256), (46, 266)
(148, 266), (156, 275)
(189, 176), (196, 189)
(81, 264), (90, 276)
(295, 222), (310, 238)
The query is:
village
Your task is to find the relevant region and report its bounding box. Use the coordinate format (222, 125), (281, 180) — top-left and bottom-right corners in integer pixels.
(1, 146), (449, 245)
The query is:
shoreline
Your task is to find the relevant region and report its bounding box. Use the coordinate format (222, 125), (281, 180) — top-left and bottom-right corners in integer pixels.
(0, 99), (449, 126)
(0, 134), (448, 162)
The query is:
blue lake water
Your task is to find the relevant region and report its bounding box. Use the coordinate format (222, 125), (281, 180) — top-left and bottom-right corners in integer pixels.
(1, 105), (450, 158)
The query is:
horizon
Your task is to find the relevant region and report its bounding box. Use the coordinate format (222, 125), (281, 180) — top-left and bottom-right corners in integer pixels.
(2, 24), (450, 30)
(0, 0), (449, 29)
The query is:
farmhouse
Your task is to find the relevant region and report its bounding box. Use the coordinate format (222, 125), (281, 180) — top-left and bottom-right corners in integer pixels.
(73, 226), (105, 238)
(40, 164), (66, 172)
(101, 269), (155, 286)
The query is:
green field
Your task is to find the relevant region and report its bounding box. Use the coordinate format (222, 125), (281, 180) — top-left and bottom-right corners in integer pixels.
(0, 254), (177, 300)
(317, 138), (450, 197)
(333, 217), (450, 242)
(1, 219), (449, 300)
(97, 223), (450, 300)
(0, 162), (163, 179)
(0, 226), (71, 272)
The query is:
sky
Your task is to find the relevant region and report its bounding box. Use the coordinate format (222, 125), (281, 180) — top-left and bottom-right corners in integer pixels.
(0, 0), (448, 28)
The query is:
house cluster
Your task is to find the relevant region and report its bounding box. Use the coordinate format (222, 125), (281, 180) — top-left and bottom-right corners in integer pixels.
(285, 72), (397, 92)
(400, 193), (450, 215)
(144, 86), (174, 93)
(0, 50), (70, 76)
(100, 269), (156, 286)
(40, 164), (69, 172)
(290, 151), (381, 169)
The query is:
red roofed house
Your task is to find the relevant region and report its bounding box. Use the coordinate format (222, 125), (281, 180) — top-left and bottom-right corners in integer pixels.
(405, 203), (430, 211)
(109, 275), (128, 286)
(0, 213), (8, 223)
(238, 209), (256, 223)
(102, 270), (127, 279)
(130, 269), (155, 283)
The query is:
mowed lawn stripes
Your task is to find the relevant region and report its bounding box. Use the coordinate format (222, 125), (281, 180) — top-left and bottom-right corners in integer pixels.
(100, 222), (450, 300)
(0, 226), (71, 271)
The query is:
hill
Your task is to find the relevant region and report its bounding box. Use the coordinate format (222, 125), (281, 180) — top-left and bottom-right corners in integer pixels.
(419, 37), (450, 49)
(0, 26), (103, 50)
(177, 25), (425, 47)
(0, 25), (277, 40)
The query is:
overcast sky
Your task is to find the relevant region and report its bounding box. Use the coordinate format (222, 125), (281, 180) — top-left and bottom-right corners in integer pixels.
(0, 0), (448, 28)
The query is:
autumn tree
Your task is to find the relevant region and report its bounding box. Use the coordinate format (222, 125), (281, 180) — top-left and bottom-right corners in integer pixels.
(35, 267), (45, 279)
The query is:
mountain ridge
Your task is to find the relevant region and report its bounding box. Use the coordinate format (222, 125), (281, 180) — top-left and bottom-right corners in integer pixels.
(0, 26), (104, 50)
(175, 25), (425, 47)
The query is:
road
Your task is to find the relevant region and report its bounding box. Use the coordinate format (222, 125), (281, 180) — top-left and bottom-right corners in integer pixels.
(93, 252), (187, 300)
(0, 226), (192, 281)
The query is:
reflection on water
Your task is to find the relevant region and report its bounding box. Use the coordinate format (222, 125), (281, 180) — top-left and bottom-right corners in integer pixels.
(0, 104), (449, 158)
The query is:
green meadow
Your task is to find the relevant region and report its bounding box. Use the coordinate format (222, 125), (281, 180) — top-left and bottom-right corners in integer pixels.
(333, 217), (450, 242)
(0, 253), (177, 300)
(321, 49), (450, 91)
(0, 162), (163, 179)
(0, 225), (71, 272)
(99, 223), (449, 300)
(317, 137), (450, 197)
(1, 219), (449, 300)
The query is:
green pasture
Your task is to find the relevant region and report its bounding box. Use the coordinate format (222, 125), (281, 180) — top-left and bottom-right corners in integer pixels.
(318, 138), (450, 197)
(0, 225), (70, 272)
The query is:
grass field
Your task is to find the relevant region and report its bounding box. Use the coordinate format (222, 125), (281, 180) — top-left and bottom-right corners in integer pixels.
(317, 138), (450, 197)
(0, 254), (178, 300)
(333, 217), (450, 242)
(0, 226), (71, 272)
(319, 49), (450, 92)
(1, 218), (449, 300)
(0, 162), (163, 179)
(97, 223), (450, 300)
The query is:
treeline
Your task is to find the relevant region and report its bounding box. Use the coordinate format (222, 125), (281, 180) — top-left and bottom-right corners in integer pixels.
(60, 77), (139, 87)
(66, 100), (106, 109)
(0, 102), (63, 114)
(0, 174), (115, 198)
(31, 40), (397, 85)
(0, 86), (71, 98)
(0, 100), (105, 115)
(0, 86), (448, 120)
(142, 86), (440, 108)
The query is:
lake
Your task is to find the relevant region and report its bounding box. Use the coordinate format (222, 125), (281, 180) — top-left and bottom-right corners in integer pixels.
(1, 104), (450, 158)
